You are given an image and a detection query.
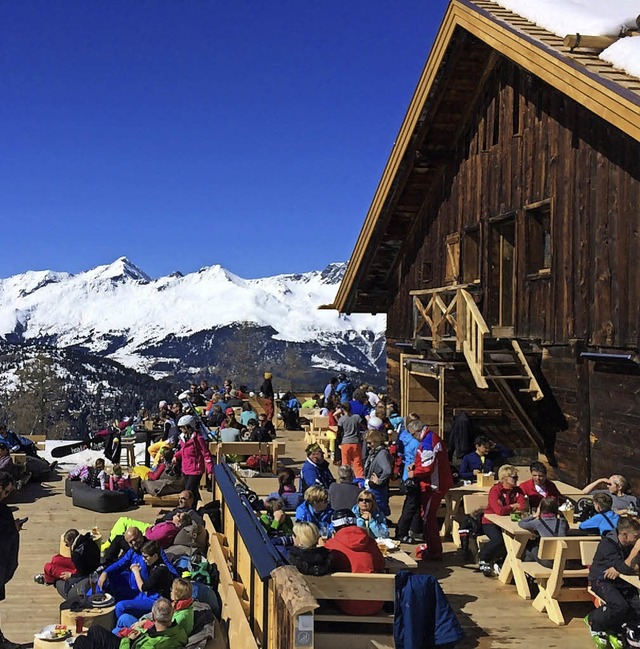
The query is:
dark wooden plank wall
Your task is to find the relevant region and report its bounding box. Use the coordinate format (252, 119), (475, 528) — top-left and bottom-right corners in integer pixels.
(387, 57), (640, 350)
(385, 52), (640, 487)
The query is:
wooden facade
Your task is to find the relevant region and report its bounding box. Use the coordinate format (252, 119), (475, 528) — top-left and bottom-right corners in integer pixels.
(331, 0), (640, 490)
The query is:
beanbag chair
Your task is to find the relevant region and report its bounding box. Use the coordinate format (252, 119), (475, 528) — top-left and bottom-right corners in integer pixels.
(72, 483), (129, 513)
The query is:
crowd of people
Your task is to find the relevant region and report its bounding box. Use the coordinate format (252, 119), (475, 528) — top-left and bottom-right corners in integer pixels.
(1, 369), (640, 648)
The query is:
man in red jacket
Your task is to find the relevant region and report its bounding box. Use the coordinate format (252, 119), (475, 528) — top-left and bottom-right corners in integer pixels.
(324, 509), (385, 616)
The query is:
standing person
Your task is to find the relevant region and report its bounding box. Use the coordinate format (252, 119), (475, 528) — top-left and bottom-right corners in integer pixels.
(323, 378), (338, 409)
(337, 402), (364, 478)
(363, 429), (393, 517)
(409, 420), (454, 560)
(173, 416), (212, 505)
(0, 472), (25, 649)
(260, 372), (275, 422)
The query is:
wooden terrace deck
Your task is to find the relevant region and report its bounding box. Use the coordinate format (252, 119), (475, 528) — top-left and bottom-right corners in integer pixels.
(1, 428), (596, 647)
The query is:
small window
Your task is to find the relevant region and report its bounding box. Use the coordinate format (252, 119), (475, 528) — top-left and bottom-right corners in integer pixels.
(524, 201), (551, 275)
(444, 233), (460, 285)
(462, 228), (480, 283)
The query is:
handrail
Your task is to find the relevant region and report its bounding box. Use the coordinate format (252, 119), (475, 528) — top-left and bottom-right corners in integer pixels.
(412, 286), (490, 390)
(213, 463), (286, 579)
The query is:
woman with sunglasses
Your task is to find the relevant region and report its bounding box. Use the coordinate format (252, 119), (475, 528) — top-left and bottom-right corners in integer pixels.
(478, 464), (526, 577)
(352, 489), (389, 539)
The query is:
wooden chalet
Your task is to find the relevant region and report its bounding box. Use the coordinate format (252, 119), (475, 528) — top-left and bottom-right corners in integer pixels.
(329, 0), (640, 490)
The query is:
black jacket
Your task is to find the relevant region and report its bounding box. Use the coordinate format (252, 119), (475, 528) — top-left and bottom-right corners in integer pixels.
(0, 501), (19, 600)
(72, 533), (100, 576)
(288, 547), (334, 576)
(589, 530), (637, 583)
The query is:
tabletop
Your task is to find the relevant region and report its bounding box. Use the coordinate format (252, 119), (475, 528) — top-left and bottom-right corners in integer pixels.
(384, 548), (418, 573)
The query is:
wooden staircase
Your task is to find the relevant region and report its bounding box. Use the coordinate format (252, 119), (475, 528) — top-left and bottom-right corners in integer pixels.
(411, 286), (544, 400)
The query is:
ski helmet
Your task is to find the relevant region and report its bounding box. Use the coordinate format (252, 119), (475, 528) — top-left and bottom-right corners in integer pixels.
(178, 415), (196, 429)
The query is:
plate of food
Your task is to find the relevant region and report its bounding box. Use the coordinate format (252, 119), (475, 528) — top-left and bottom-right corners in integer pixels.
(35, 625), (73, 642)
(89, 592), (115, 607)
(376, 538), (401, 553)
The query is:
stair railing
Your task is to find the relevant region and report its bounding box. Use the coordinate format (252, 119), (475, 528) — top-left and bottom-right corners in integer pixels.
(458, 289), (490, 389)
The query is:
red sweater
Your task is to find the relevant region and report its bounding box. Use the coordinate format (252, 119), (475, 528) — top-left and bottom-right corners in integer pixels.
(324, 526), (385, 616)
(518, 478), (565, 510)
(482, 484), (526, 525)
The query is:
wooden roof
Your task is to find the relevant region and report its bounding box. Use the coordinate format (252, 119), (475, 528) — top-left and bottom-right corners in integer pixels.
(330, 0), (640, 314)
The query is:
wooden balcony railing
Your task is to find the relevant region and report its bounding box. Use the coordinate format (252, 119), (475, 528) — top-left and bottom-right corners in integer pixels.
(411, 285), (489, 389)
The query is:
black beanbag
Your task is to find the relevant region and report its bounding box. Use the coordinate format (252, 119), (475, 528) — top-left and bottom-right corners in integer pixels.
(71, 483), (129, 513)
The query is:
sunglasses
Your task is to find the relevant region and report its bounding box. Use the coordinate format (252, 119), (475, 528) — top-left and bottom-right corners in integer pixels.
(358, 498), (373, 503)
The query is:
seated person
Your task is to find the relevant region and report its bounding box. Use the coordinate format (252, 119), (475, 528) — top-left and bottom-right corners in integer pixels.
(73, 597), (187, 649)
(34, 529), (100, 593)
(141, 450), (183, 498)
(145, 513), (193, 549)
(0, 445), (13, 473)
(116, 577), (195, 637)
(112, 540), (175, 627)
(458, 436), (495, 481)
(351, 489), (389, 539)
(68, 458), (107, 489)
(518, 497), (569, 566)
(287, 522), (334, 576)
(583, 474), (638, 513)
(519, 461), (565, 510)
(97, 528), (179, 603)
(295, 486), (334, 538)
(219, 413), (241, 442)
(478, 464), (526, 577)
(257, 413), (276, 440)
(585, 517), (640, 647)
(324, 509), (385, 616)
(240, 403), (259, 427)
(246, 418), (271, 443)
(300, 444), (335, 492)
(328, 465), (361, 511)
(260, 496), (293, 537)
(300, 396), (319, 409)
(156, 490), (204, 526)
(579, 493), (619, 535)
(265, 468), (302, 510)
(108, 464), (142, 505)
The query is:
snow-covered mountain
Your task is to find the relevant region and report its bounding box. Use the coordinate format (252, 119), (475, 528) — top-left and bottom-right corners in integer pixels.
(0, 257), (386, 388)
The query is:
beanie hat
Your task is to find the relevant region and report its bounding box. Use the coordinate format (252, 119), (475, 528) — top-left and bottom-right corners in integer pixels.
(332, 508), (357, 531)
(264, 372), (272, 379)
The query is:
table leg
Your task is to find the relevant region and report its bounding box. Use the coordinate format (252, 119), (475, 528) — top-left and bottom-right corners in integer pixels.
(440, 492), (462, 542)
(497, 532), (531, 600)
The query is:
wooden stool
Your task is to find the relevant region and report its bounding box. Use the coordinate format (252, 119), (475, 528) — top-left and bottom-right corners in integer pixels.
(119, 440), (136, 468)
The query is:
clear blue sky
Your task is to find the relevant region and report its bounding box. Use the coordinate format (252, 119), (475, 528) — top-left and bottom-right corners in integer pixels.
(1, 0), (449, 280)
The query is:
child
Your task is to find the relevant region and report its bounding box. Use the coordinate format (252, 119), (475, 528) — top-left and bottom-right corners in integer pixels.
(519, 497), (569, 566)
(69, 458), (107, 489)
(585, 516), (640, 648)
(579, 493), (619, 536)
(260, 496), (293, 536)
(109, 464), (141, 505)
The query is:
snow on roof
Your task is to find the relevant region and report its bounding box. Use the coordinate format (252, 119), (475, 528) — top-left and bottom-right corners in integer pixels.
(491, 0), (640, 81)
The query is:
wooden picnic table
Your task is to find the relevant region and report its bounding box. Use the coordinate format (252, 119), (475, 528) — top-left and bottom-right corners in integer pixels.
(383, 548), (418, 573)
(620, 573), (640, 589)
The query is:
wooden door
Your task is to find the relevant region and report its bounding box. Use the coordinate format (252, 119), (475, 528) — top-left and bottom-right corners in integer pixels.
(488, 217), (516, 335)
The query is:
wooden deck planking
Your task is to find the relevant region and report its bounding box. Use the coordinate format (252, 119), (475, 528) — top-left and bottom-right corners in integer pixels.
(1, 429), (596, 647)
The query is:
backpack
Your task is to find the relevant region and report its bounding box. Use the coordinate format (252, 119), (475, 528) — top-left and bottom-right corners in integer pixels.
(575, 497), (596, 522)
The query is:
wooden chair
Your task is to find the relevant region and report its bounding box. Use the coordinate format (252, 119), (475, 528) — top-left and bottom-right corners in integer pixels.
(520, 536), (598, 624)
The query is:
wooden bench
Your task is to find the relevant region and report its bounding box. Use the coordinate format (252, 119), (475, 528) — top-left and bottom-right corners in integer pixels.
(24, 434), (47, 451)
(208, 441), (285, 472)
(143, 493), (181, 507)
(304, 572), (395, 623)
(519, 536), (599, 625)
(451, 493), (490, 552)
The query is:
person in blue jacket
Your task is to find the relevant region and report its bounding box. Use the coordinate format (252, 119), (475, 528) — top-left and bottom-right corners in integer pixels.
(352, 489), (389, 539)
(300, 444), (335, 491)
(295, 486), (334, 538)
(458, 436), (495, 481)
(579, 492), (620, 535)
(335, 374), (354, 402)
